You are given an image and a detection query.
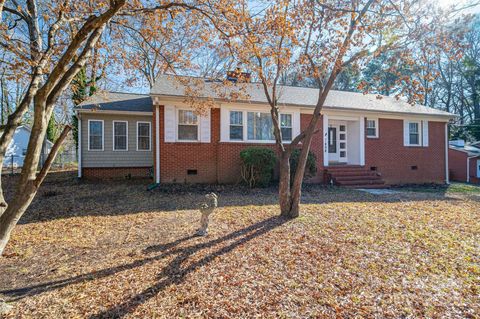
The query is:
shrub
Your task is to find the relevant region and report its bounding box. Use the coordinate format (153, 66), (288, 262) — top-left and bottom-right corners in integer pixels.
(290, 149), (317, 184)
(240, 147), (277, 188)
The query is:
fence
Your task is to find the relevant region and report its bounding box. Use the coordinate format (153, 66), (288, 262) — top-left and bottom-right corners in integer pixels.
(3, 150), (77, 175)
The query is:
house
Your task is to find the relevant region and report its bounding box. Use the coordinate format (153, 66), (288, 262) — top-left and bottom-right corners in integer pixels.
(2, 125), (53, 169)
(448, 140), (480, 184)
(75, 74), (455, 186)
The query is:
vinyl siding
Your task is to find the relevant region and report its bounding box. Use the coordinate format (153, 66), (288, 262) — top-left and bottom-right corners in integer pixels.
(80, 113), (153, 168)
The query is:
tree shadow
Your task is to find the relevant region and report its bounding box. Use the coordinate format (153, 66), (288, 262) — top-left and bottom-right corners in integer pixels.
(2, 215), (288, 316)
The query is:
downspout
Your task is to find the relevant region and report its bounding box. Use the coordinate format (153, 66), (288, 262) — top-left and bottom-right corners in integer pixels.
(467, 156), (477, 183)
(445, 123), (449, 184)
(148, 104), (161, 191)
(77, 111), (82, 178)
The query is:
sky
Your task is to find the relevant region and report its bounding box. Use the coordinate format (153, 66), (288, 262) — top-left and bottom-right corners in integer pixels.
(435, 0), (480, 13)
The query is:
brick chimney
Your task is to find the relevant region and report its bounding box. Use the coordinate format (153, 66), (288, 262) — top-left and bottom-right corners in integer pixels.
(226, 67), (251, 83)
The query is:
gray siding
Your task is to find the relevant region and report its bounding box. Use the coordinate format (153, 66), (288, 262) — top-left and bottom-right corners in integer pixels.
(80, 113), (153, 168)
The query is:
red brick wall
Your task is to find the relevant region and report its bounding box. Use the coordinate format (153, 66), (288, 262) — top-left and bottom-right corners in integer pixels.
(469, 156), (480, 184)
(83, 167), (151, 179)
(365, 119), (446, 185)
(448, 148), (468, 182)
(152, 107), (448, 185)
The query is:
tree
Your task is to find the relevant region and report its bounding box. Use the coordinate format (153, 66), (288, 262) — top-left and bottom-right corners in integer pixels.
(0, 0), (219, 256)
(208, 0), (461, 218)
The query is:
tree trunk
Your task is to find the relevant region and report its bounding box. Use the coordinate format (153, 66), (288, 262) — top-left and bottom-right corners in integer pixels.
(278, 153), (292, 217)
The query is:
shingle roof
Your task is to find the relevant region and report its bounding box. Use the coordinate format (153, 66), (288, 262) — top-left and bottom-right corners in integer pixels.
(75, 92), (152, 113)
(151, 74), (455, 118)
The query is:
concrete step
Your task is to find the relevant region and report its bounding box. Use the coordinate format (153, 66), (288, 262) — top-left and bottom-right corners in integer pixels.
(334, 175), (382, 182)
(345, 184), (389, 189)
(330, 171), (378, 177)
(336, 179), (385, 186)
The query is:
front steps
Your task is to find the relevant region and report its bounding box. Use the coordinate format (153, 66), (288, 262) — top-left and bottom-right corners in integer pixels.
(325, 165), (386, 188)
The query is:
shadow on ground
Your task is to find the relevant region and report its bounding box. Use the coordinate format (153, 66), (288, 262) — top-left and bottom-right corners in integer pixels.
(1, 215), (288, 319)
(2, 170), (469, 225)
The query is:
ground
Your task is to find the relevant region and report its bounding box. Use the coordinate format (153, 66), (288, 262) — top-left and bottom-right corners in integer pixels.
(0, 171), (479, 318)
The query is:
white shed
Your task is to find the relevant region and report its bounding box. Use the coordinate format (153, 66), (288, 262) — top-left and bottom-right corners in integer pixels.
(2, 126), (53, 168)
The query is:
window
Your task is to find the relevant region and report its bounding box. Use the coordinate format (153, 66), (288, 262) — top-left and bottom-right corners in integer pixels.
(137, 122), (151, 151)
(366, 119), (378, 138)
(248, 112), (274, 141)
(88, 120), (103, 150)
(229, 111), (243, 140)
(113, 121), (128, 151)
(178, 110), (198, 141)
(409, 122), (420, 145)
(280, 114), (292, 141)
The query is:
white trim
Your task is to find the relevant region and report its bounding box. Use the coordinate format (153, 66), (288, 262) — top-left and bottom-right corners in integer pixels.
(87, 119), (104, 151)
(155, 106), (160, 183)
(477, 159), (480, 179)
(112, 120), (128, 151)
(404, 120), (422, 147)
(446, 124), (450, 184)
(136, 121), (152, 151)
(366, 118), (379, 138)
(359, 116), (365, 165)
(78, 115), (82, 178)
(177, 109), (200, 142)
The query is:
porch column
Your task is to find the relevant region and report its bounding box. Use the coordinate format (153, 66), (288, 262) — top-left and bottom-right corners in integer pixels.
(323, 114), (329, 167)
(359, 116), (365, 166)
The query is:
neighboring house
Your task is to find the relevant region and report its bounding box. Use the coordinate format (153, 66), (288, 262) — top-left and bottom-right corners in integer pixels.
(448, 140), (480, 184)
(2, 125), (53, 168)
(75, 74), (456, 186)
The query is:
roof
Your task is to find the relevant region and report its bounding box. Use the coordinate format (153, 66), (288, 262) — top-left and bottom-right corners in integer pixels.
(151, 74), (455, 119)
(75, 92), (152, 113)
(449, 144), (480, 157)
(0, 125), (54, 146)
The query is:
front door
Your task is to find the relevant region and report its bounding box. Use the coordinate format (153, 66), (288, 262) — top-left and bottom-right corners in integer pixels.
(328, 121), (347, 163)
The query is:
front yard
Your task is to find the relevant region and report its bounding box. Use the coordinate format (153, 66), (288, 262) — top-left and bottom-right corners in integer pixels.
(1, 172), (479, 318)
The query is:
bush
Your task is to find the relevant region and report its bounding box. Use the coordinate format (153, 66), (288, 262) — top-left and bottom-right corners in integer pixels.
(290, 149), (317, 184)
(240, 147), (277, 188)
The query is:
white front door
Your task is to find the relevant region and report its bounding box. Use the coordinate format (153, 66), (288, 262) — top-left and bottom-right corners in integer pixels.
(328, 121), (347, 163)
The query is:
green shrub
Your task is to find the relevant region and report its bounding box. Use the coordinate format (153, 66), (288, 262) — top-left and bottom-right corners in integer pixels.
(290, 149), (317, 184)
(240, 147), (277, 188)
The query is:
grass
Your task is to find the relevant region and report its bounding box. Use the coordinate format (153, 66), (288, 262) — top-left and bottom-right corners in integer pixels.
(0, 171), (479, 318)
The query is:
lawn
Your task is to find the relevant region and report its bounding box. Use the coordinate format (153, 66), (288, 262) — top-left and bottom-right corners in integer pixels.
(0, 172), (479, 318)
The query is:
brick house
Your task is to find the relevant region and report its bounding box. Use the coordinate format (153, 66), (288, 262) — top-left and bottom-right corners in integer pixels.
(75, 74), (455, 187)
(448, 140), (480, 184)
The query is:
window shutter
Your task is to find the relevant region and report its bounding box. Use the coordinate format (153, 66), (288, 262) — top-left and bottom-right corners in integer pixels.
(422, 120), (429, 147)
(403, 120), (409, 146)
(200, 109), (211, 143)
(164, 105), (176, 142)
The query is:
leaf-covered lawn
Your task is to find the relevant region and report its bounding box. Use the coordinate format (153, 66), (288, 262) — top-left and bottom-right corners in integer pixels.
(1, 172), (479, 318)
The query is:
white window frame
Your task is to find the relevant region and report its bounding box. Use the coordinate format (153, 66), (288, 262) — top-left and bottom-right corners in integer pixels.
(366, 118), (378, 138)
(407, 120), (422, 146)
(177, 109), (199, 142)
(112, 120), (128, 151)
(229, 110), (244, 141)
(88, 119), (104, 151)
(280, 113), (293, 141)
(136, 121), (151, 151)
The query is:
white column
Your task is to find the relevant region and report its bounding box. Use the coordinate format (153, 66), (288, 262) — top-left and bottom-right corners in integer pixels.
(445, 123), (449, 184)
(155, 105), (161, 184)
(359, 116), (365, 166)
(77, 114), (82, 178)
(323, 114), (329, 167)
